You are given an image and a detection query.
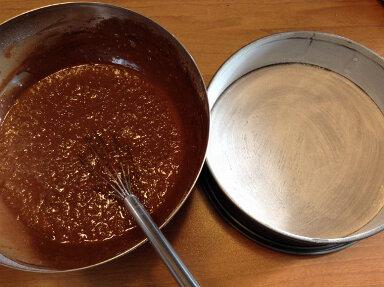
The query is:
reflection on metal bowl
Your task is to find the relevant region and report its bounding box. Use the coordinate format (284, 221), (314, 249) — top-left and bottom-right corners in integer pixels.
(0, 3), (209, 271)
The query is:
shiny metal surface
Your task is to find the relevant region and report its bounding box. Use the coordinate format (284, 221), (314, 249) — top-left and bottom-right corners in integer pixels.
(201, 166), (356, 255)
(0, 3), (209, 272)
(207, 32), (384, 245)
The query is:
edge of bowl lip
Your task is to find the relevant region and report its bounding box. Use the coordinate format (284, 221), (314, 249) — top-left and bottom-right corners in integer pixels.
(206, 30), (384, 245)
(0, 1), (210, 272)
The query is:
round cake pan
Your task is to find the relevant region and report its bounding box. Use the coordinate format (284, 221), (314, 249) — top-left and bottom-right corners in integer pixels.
(0, 3), (209, 271)
(206, 31), (384, 252)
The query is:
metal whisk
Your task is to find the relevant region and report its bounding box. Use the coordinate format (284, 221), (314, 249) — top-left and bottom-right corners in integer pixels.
(79, 132), (199, 287)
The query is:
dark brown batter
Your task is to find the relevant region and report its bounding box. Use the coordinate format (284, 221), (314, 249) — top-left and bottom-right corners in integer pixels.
(0, 16), (208, 269)
(0, 63), (184, 244)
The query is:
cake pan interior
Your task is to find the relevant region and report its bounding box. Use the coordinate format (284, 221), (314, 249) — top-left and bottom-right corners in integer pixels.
(207, 32), (384, 244)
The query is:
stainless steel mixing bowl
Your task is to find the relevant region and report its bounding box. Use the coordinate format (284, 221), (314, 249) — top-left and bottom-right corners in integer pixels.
(0, 2), (209, 272)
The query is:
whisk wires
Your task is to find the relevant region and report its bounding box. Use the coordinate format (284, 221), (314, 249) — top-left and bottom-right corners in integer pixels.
(78, 131), (133, 200)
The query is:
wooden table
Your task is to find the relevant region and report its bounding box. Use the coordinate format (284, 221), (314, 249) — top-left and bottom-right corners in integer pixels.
(0, 1), (384, 286)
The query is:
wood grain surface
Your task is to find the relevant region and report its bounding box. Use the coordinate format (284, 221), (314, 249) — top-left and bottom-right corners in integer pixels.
(0, 1), (384, 286)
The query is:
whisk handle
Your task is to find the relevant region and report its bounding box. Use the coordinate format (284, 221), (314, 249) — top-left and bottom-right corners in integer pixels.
(123, 195), (200, 287)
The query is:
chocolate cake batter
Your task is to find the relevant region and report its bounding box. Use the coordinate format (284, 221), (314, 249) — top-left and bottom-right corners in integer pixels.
(0, 63), (183, 244)
(0, 17), (208, 268)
